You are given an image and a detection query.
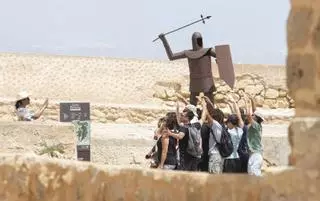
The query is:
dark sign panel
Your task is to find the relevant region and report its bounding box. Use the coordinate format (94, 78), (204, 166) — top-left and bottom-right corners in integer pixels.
(77, 145), (91, 161)
(59, 102), (90, 122)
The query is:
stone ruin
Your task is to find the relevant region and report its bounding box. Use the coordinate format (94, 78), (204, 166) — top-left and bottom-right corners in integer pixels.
(0, 0), (319, 200)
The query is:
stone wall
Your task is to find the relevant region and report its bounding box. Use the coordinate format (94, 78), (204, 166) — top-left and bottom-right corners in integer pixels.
(0, 154), (317, 201)
(287, 0), (320, 167)
(154, 74), (294, 109)
(0, 53), (290, 109)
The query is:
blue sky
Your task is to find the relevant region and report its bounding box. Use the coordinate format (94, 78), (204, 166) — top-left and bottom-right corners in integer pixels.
(0, 0), (289, 64)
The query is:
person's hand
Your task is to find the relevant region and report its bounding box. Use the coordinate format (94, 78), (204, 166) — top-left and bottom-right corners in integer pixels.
(203, 96), (211, 104)
(240, 91), (248, 99)
(175, 93), (184, 100)
(196, 92), (205, 102)
(227, 94), (236, 103)
(157, 165), (163, 169)
(158, 33), (165, 40)
(201, 98), (207, 107)
(43, 98), (49, 108)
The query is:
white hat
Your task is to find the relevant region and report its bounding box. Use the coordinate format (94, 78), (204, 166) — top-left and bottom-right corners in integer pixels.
(16, 91), (31, 102)
(185, 104), (198, 117)
(254, 111), (265, 122)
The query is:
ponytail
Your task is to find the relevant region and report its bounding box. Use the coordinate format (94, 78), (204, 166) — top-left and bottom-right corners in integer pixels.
(15, 101), (22, 110)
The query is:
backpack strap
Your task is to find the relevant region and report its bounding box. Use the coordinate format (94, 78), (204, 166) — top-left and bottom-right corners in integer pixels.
(210, 127), (219, 145)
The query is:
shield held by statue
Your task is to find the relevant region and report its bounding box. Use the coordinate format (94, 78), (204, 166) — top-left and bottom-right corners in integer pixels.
(215, 44), (235, 89)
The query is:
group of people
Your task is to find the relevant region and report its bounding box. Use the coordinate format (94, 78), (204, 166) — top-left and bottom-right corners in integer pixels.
(14, 89), (264, 176)
(146, 92), (264, 176)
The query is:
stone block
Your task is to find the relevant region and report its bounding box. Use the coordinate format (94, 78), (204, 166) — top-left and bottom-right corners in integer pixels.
(262, 134), (290, 166)
(265, 88), (279, 99)
(288, 117), (320, 168)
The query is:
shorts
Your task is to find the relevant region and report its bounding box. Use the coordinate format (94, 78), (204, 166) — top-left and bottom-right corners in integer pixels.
(247, 152), (263, 176)
(208, 152), (223, 174)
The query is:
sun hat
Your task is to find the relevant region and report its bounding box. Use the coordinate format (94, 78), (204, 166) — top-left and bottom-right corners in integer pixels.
(16, 91), (31, 102)
(254, 111), (265, 122)
(184, 104), (198, 118)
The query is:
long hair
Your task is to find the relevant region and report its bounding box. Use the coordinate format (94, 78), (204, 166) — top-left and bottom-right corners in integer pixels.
(15, 100), (22, 110)
(165, 112), (179, 130)
(157, 117), (166, 128)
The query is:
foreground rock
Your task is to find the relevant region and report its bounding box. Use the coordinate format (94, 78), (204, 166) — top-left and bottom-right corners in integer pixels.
(0, 154), (318, 201)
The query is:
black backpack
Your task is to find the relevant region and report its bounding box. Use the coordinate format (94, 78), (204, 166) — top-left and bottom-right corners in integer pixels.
(212, 124), (234, 158)
(237, 125), (249, 160)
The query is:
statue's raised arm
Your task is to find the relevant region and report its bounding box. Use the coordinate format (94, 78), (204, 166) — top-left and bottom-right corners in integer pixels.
(158, 33), (187, 60)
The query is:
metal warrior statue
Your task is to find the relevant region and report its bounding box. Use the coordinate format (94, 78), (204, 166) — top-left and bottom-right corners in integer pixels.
(155, 15), (235, 106)
(158, 32), (217, 106)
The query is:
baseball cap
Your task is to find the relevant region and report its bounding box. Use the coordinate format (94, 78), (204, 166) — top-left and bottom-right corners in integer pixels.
(254, 111), (265, 122)
(184, 104), (198, 118)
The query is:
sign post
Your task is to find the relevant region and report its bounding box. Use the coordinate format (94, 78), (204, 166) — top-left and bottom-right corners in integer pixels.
(59, 102), (91, 161)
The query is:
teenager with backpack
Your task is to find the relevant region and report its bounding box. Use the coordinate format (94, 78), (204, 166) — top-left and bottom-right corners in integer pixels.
(222, 95), (249, 173)
(201, 96), (226, 174)
(169, 96), (207, 171)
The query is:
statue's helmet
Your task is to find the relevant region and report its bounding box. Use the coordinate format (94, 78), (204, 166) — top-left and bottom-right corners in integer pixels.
(192, 32), (203, 50)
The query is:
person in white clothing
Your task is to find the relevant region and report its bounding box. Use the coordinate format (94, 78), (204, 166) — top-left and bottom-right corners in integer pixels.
(223, 114), (243, 173)
(223, 95), (246, 173)
(15, 91), (49, 121)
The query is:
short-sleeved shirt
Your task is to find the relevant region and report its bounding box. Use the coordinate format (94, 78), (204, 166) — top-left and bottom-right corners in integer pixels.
(226, 127), (243, 159)
(208, 120), (222, 156)
(247, 121), (263, 153)
(16, 108), (34, 121)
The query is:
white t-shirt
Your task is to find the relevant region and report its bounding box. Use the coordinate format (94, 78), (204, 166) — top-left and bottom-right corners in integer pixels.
(16, 108), (34, 121)
(225, 127), (243, 159)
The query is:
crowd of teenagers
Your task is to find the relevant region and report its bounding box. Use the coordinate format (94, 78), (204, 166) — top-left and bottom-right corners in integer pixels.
(146, 92), (264, 176)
